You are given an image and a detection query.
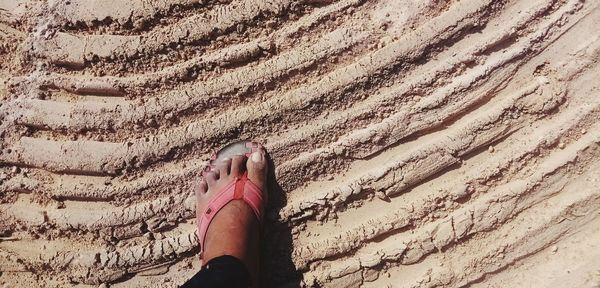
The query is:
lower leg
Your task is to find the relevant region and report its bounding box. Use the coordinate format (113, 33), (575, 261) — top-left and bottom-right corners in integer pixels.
(202, 200), (260, 284)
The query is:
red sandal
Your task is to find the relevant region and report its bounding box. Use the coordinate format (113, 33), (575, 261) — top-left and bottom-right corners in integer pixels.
(197, 141), (267, 255)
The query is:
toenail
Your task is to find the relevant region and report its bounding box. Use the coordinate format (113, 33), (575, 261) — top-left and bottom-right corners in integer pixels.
(251, 151), (262, 162)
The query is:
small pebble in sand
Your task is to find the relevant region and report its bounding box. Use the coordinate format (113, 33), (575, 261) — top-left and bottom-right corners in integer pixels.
(488, 145), (495, 153)
(98, 284), (108, 288)
(146, 118), (157, 127)
(373, 135), (384, 144)
(375, 191), (388, 201)
(551, 246), (558, 253)
(378, 36), (393, 49)
(581, 128), (587, 134)
(558, 142), (566, 149)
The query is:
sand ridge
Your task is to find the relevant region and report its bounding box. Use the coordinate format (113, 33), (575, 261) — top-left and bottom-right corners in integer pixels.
(1, 0), (600, 287)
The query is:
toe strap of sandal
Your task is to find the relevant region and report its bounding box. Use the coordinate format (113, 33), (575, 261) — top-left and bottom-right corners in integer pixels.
(197, 173), (265, 253)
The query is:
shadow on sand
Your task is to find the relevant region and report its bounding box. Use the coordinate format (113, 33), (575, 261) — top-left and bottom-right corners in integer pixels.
(261, 152), (302, 287)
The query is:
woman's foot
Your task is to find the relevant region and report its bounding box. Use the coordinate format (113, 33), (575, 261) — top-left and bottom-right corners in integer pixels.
(196, 150), (268, 285)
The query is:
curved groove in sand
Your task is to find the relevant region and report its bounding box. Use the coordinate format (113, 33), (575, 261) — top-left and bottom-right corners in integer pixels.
(4, 0), (498, 174)
(36, 0), (339, 66)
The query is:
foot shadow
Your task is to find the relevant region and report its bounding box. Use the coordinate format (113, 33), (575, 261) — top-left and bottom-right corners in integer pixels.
(260, 153), (302, 287)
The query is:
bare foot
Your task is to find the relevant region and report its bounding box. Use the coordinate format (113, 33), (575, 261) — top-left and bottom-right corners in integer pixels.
(196, 150), (268, 285)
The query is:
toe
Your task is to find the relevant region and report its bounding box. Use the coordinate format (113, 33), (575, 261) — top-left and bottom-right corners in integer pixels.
(247, 150), (267, 188)
(195, 179), (208, 218)
(230, 155), (246, 177)
(196, 179), (208, 196)
(204, 170), (218, 186)
(218, 157), (232, 176)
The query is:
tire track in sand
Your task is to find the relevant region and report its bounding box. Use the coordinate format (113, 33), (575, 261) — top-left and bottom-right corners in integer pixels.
(1, 0), (599, 286)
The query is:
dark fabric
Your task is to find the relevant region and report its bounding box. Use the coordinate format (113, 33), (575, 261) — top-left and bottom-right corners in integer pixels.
(180, 255), (252, 288)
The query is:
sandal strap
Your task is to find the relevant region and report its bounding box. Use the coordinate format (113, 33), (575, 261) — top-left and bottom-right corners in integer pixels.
(197, 172), (265, 253)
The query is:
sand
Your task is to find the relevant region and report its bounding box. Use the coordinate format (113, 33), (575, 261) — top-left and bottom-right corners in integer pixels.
(1, 0), (600, 287)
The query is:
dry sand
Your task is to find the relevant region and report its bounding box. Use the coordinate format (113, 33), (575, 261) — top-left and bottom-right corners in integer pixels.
(1, 0), (600, 287)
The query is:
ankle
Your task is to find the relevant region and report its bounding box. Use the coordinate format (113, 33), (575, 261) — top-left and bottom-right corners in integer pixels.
(202, 201), (260, 278)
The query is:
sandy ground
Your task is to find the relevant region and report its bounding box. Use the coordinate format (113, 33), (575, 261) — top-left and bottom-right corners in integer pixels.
(1, 0), (600, 287)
